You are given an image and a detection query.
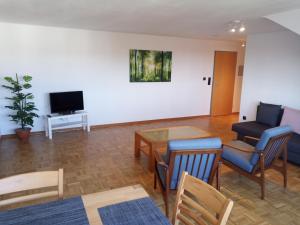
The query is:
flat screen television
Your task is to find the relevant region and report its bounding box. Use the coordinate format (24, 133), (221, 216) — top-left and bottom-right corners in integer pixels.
(49, 91), (84, 114)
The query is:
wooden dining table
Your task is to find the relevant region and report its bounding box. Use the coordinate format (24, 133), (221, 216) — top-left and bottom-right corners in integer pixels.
(0, 185), (171, 225)
(83, 185), (153, 225)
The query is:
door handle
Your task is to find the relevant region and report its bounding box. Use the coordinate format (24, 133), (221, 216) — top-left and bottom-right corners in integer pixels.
(208, 77), (211, 85)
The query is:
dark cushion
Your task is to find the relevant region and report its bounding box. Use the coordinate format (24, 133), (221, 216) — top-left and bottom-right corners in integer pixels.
(232, 121), (270, 138)
(287, 149), (300, 165)
(288, 133), (300, 154)
(256, 102), (282, 127)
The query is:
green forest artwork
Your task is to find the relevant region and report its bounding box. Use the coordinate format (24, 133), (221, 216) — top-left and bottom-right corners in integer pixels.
(130, 49), (172, 82)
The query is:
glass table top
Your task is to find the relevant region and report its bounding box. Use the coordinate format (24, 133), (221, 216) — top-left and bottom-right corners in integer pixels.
(137, 126), (212, 143)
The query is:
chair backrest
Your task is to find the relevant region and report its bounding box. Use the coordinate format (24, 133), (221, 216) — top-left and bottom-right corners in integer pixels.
(0, 169), (63, 207)
(250, 125), (293, 167)
(173, 172), (233, 225)
(166, 138), (222, 189)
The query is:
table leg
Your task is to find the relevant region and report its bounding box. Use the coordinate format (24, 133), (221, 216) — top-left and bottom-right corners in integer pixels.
(86, 114), (90, 132)
(148, 143), (156, 173)
(48, 118), (52, 140)
(82, 114), (86, 131)
(45, 117), (48, 137)
(134, 133), (141, 157)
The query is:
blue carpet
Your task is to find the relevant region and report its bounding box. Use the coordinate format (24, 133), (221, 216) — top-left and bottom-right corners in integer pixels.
(98, 197), (171, 225)
(0, 197), (89, 225)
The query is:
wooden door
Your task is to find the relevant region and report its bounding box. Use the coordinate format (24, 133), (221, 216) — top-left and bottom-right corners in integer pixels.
(211, 51), (237, 116)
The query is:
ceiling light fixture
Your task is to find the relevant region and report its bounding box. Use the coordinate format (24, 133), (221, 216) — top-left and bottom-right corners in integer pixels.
(228, 20), (246, 33)
(230, 28), (236, 33)
(239, 25), (246, 32)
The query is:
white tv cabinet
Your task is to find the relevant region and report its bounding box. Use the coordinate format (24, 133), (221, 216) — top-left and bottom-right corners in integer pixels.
(44, 111), (90, 139)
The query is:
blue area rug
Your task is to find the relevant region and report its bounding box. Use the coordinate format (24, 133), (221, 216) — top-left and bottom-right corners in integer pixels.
(0, 197), (89, 225)
(98, 197), (171, 225)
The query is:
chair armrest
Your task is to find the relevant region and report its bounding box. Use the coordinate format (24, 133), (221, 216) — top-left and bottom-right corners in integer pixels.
(223, 143), (257, 153)
(243, 136), (260, 142)
(154, 150), (168, 169)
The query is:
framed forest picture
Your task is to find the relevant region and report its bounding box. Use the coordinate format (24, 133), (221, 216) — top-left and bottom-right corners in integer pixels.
(130, 49), (172, 82)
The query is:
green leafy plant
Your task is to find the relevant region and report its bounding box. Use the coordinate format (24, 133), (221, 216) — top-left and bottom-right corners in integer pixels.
(2, 74), (39, 129)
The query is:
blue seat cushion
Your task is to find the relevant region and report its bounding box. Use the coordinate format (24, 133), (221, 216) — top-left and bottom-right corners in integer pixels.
(222, 141), (255, 173)
(157, 138), (222, 190)
(256, 125), (293, 151)
(165, 138), (222, 163)
(168, 138), (222, 150)
(249, 125), (292, 165)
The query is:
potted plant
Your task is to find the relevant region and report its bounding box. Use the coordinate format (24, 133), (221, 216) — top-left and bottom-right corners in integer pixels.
(2, 74), (39, 141)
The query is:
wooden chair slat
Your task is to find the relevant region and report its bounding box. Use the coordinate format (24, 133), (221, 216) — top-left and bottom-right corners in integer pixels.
(218, 200), (234, 225)
(58, 168), (63, 199)
(179, 204), (208, 225)
(177, 213), (196, 225)
(0, 169), (63, 207)
(0, 171), (59, 195)
(183, 176), (226, 213)
(181, 194), (218, 225)
(173, 172), (233, 225)
(0, 191), (59, 207)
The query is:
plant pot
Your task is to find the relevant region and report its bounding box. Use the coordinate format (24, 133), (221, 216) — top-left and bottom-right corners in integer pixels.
(15, 128), (31, 142)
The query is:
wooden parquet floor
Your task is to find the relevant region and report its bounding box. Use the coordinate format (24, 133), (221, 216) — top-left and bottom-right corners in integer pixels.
(1, 115), (300, 225)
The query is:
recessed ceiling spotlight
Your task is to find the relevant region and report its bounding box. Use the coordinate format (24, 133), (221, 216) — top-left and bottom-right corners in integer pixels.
(228, 20), (246, 34)
(239, 25), (246, 32)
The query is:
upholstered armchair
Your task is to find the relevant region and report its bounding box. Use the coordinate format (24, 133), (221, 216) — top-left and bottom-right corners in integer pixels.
(154, 138), (222, 216)
(222, 125), (293, 199)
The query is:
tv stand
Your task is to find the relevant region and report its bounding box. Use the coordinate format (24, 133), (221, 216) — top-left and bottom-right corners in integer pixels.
(60, 111), (76, 115)
(44, 111), (90, 139)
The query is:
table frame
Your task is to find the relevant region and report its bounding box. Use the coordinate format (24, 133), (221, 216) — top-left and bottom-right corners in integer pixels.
(134, 126), (212, 172)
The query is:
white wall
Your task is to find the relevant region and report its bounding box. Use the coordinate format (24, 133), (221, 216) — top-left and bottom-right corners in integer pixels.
(240, 30), (300, 121)
(0, 22), (243, 135)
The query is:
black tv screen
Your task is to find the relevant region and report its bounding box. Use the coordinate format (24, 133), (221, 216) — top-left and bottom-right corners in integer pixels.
(50, 91), (84, 114)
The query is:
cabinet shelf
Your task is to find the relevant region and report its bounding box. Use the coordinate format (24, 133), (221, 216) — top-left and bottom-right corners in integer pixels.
(44, 111), (90, 139)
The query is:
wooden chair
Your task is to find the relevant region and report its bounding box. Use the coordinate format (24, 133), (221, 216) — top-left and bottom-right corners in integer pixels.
(154, 138), (222, 216)
(222, 125), (293, 199)
(173, 172), (233, 225)
(0, 168), (63, 207)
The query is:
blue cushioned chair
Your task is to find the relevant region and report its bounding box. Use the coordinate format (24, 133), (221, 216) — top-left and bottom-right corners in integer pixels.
(154, 138), (222, 216)
(222, 125), (293, 199)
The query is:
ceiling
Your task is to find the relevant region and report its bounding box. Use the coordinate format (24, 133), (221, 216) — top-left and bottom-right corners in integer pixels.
(0, 0), (299, 41)
(266, 9), (300, 36)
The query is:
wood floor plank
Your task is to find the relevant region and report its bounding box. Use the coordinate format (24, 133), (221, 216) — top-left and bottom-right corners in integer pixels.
(0, 115), (300, 225)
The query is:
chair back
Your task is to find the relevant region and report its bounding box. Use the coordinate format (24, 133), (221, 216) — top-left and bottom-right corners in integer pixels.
(166, 138), (222, 189)
(0, 169), (63, 207)
(173, 172), (233, 225)
(250, 125), (293, 168)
